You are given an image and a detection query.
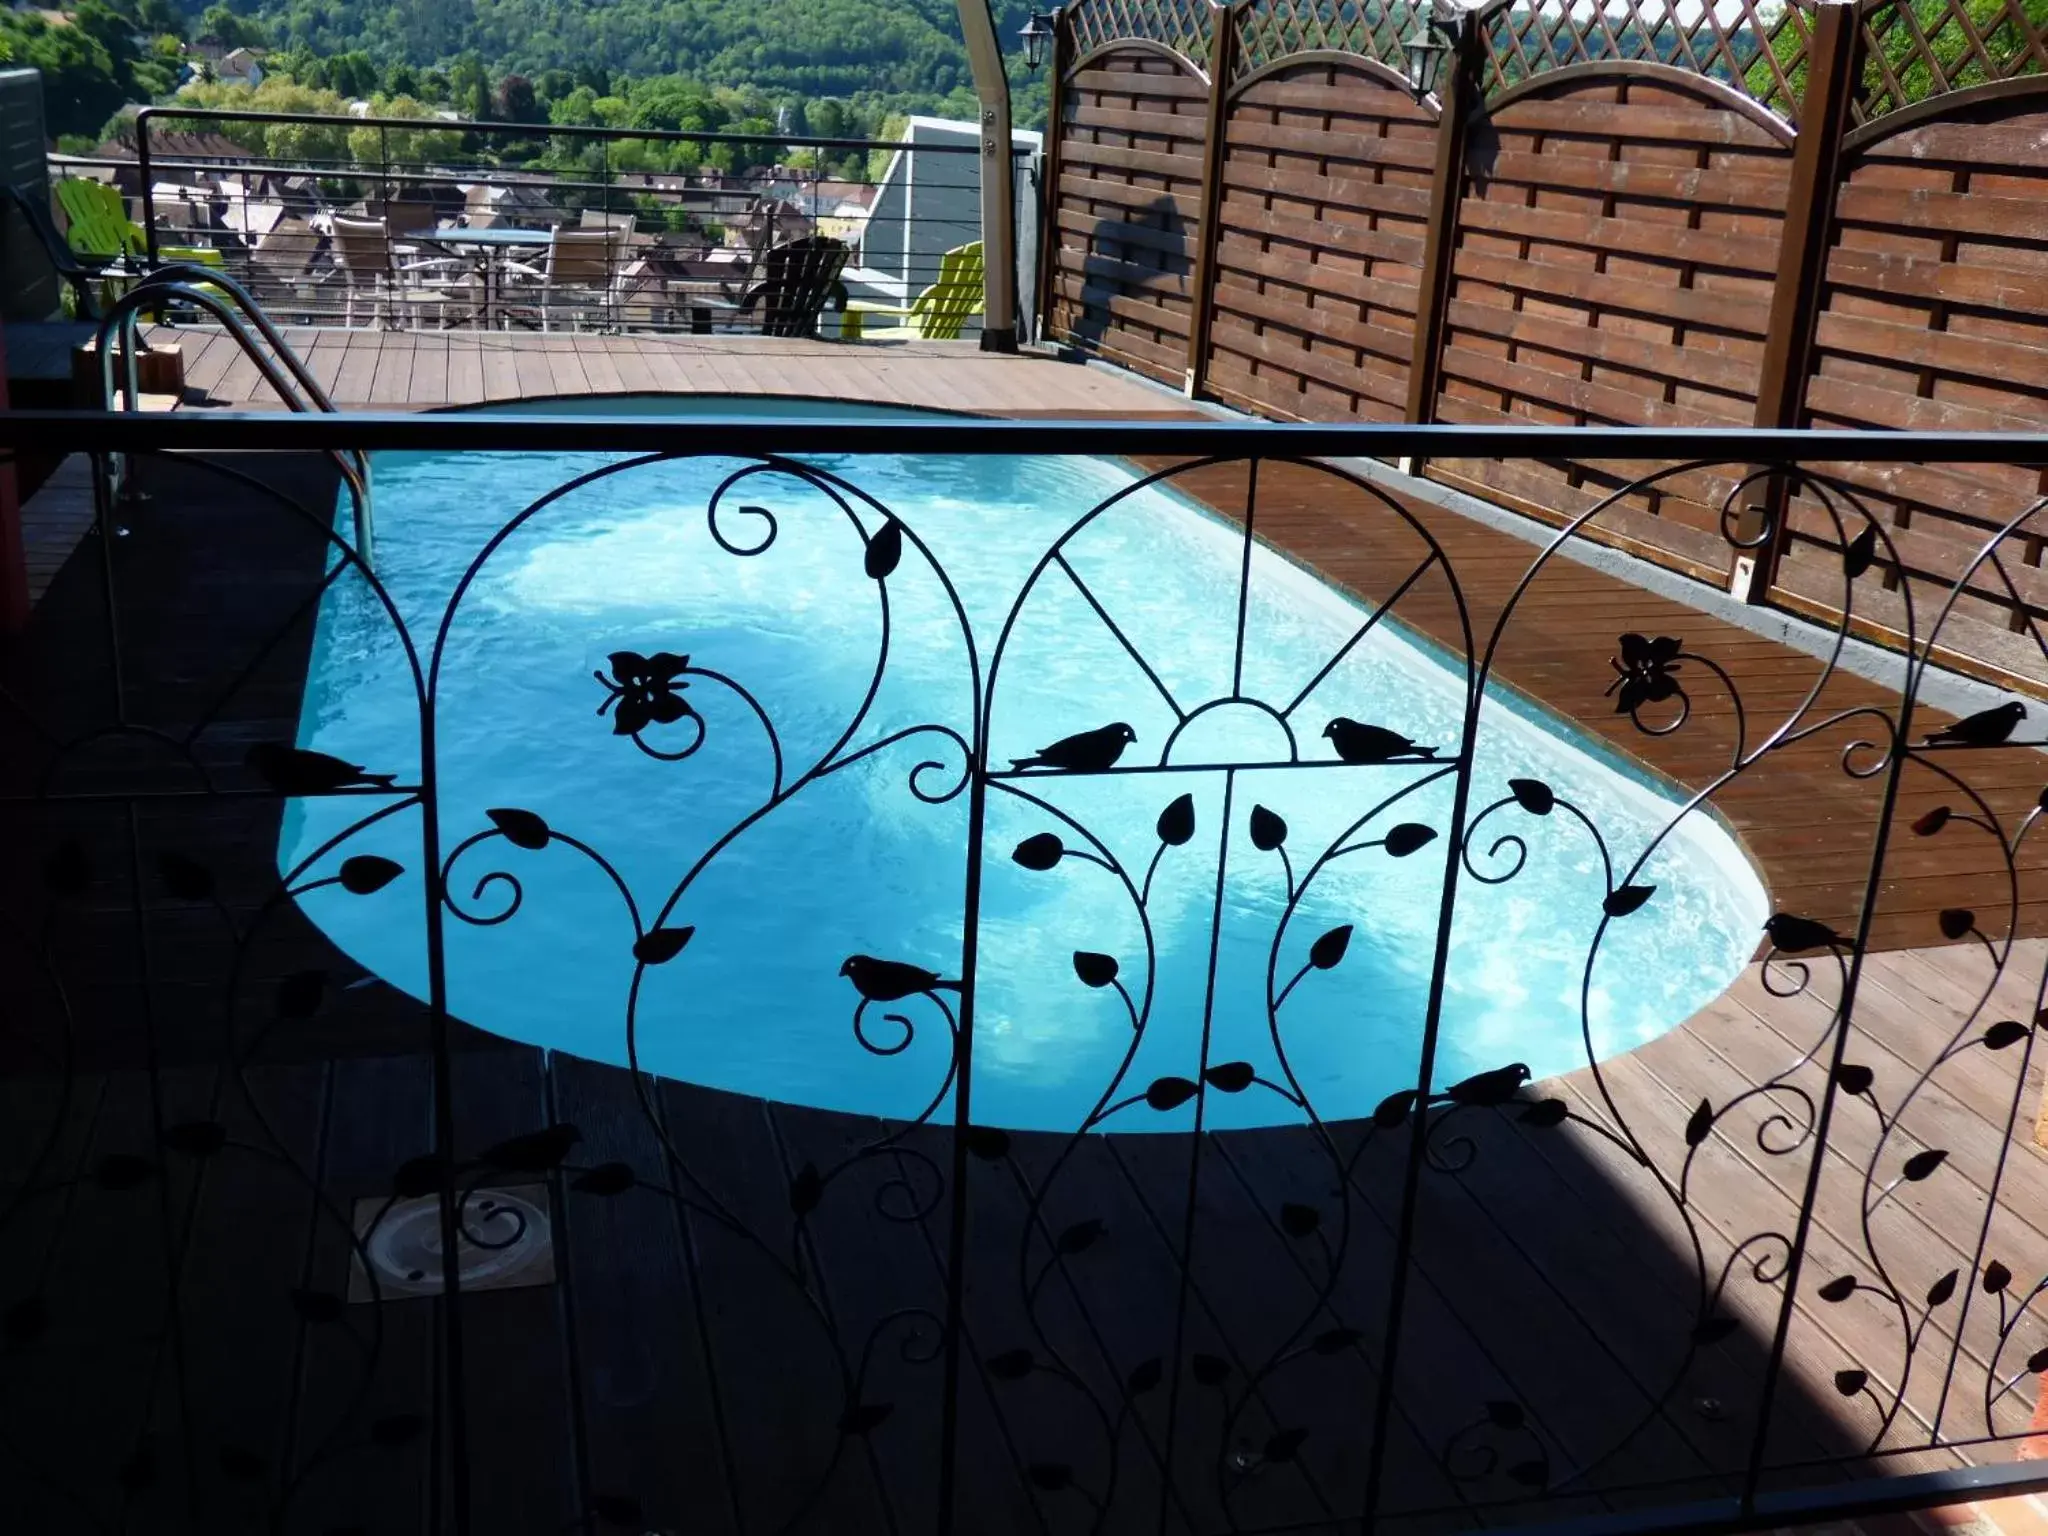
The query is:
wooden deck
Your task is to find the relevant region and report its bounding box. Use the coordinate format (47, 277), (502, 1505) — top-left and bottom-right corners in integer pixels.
(7, 352), (2048, 1530)
(146, 326), (1197, 417)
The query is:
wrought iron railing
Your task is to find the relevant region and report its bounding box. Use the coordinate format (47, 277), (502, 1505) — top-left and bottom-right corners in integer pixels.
(4, 411), (2048, 1534)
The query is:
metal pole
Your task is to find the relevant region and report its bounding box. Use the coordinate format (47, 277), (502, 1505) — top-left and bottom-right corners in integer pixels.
(136, 108), (160, 265)
(956, 0), (1020, 351)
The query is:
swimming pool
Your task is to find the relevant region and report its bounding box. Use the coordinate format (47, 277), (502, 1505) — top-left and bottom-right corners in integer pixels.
(284, 397), (1767, 1132)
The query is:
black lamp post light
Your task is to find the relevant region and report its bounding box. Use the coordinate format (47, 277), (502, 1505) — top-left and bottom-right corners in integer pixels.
(1404, 0), (1468, 100)
(1020, 8), (1060, 72)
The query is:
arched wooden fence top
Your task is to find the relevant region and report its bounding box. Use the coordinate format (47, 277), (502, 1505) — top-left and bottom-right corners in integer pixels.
(1224, 44), (1419, 98)
(1480, 52), (1802, 137)
(1062, 35), (1214, 83)
(1060, 0), (1218, 70)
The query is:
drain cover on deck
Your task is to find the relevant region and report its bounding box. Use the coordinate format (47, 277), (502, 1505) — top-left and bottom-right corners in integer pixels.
(347, 1183), (555, 1301)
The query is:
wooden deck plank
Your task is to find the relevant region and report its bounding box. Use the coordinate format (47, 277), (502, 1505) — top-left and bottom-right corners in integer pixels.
(549, 1055), (738, 1535)
(657, 1080), (895, 1533)
(407, 333), (449, 406)
(368, 331), (416, 405)
(289, 1053), (436, 1535)
(480, 337), (521, 402)
(449, 1046), (581, 1533)
(329, 332), (382, 404)
(445, 336), (485, 405)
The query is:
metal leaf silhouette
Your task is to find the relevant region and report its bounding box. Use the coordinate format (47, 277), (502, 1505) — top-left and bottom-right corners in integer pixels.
(789, 1162), (823, 1215)
(1203, 1061), (1254, 1093)
(1833, 1063), (1874, 1096)
(1939, 907), (1975, 940)
(1012, 832), (1064, 870)
(1373, 1090), (1416, 1128)
(863, 516), (904, 579)
(1057, 1218), (1106, 1254)
(2029, 1346), (2048, 1373)
(1265, 1427), (1308, 1463)
(1309, 925), (1352, 970)
(276, 969), (327, 1020)
(987, 1348), (1035, 1380)
(1157, 793), (1196, 846)
(1126, 1356), (1163, 1393)
(487, 807), (551, 850)
(1486, 1400), (1525, 1429)
(1073, 951), (1120, 988)
(1383, 822), (1438, 857)
(1509, 778), (1555, 815)
(2, 1297), (47, 1343)
(1145, 1076), (1199, 1111)
(1985, 1020), (2030, 1051)
(339, 855), (402, 895)
(1844, 522), (1878, 579)
(1520, 1099), (1569, 1128)
(1691, 1315), (1738, 1344)
(1926, 1269), (1959, 1307)
(1986, 1261), (2013, 1294)
(117, 1447), (156, 1491)
(393, 1155), (442, 1198)
(1191, 1353), (1230, 1385)
(633, 926), (695, 965)
(1834, 1369), (1868, 1396)
(162, 1120), (227, 1157)
(95, 1153), (155, 1190)
(1684, 1098), (1714, 1147)
(1603, 884), (1656, 918)
(839, 1401), (895, 1434)
(42, 841), (89, 896)
(1912, 805), (1951, 836)
(1313, 1328), (1361, 1354)
(965, 1126), (1011, 1161)
(482, 1124), (580, 1172)
(1902, 1148), (1948, 1182)
(1817, 1275), (1857, 1303)
(1280, 1203), (1321, 1238)
(158, 851), (215, 900)
(1027, 1462), (1072, 1490)
(290, 1288), (345, 1324)
(1249, 804), (1287, 851)
(571, 1162), (635, 1196)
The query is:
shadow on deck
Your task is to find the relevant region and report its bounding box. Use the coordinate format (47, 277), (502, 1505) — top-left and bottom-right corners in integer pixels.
(2, 449), (2044, 1534)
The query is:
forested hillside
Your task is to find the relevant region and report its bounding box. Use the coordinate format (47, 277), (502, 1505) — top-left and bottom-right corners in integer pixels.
(187, 0), (1040, 103)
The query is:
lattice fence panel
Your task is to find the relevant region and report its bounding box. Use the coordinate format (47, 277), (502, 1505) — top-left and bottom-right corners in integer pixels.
(1857, 0), (2048, 121)
(1482, 0), (1818, 123)
(1231, 0), (1429, 75)
(1064, 0), (1219, 64)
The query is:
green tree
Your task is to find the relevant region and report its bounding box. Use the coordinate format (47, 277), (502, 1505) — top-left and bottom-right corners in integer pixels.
(385, 62), (420, 98)
(196, 3), (266, 50)
(497, 73), (542, 122)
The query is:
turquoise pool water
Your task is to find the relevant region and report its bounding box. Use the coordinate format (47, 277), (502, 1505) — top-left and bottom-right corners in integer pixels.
(284, 397), (1766, 1132)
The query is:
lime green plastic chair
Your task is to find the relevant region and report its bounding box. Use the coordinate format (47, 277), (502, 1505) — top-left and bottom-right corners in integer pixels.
(848, 240), (985, 341)
(54, 176), (227, 307)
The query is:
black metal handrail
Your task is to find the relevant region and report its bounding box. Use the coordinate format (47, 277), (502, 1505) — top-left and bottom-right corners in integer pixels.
(2, 413), (2044, 463)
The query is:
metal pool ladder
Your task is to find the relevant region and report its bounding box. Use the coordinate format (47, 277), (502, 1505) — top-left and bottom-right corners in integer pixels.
(93, 267), (376, 569)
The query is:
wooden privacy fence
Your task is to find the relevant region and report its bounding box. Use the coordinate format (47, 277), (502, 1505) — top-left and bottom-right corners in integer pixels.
(1040, 0), (2048, 686)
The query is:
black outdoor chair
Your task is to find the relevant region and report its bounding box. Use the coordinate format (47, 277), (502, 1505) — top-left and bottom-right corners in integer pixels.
(736, 235), (851, 338)
(1, 180), (128, 320)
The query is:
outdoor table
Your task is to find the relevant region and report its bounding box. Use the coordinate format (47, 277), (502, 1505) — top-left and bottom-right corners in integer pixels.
(401, 226), (554, 329)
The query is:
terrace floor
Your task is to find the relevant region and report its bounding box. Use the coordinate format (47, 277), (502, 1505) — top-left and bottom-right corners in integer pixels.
(5, 340), (2048, 1532)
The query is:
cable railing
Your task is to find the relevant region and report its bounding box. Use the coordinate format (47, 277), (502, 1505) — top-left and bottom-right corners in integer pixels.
(47, 106), (1040, 340)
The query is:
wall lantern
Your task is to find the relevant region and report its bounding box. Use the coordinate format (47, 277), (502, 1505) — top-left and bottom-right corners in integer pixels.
(1403, 3), (1463, 101)
(1020, 10), (1060, 72)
